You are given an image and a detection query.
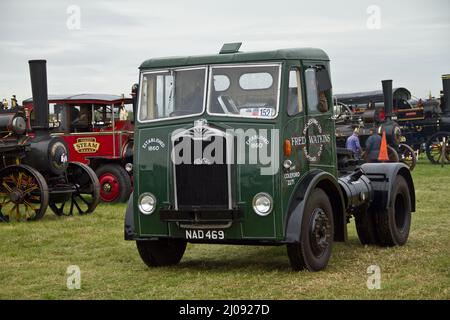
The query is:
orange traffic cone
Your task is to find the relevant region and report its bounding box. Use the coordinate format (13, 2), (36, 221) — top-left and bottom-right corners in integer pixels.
(378, 131), (389, 162)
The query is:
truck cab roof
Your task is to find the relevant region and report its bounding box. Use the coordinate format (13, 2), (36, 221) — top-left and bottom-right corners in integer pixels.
(140, 47), (330, 69)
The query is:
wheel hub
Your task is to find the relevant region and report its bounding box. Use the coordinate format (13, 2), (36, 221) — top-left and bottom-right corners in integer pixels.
(9, 189), (23, 204)
(103, 183), (112, 192)
(99, 173), (120, 202)
(310, 208), (330, 257)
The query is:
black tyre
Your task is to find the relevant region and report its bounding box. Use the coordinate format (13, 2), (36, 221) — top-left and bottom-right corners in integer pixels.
(375, 175), (411, 246)
(287, 188), (334, 271)
(96, 164), (131, 203)
(355, 207), (379, 245)
(136, 239), (187, 267)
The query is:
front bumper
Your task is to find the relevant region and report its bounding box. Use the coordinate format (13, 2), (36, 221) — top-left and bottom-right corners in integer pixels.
(159, 207), (242, 225)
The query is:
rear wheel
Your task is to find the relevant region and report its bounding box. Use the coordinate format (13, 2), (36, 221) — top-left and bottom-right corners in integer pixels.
(355, 207), (379, 245)
(287, 188), (334, 271)
(136, 239), (187, 267)
(96, 164), (131, 203)
(375, 175), (412, 246)
(50, 162), (100, 216)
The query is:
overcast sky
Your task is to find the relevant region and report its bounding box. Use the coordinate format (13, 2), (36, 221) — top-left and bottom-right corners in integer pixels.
(0, 0), (449, 102)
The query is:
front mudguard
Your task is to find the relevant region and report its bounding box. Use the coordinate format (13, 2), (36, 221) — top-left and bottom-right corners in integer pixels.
(124, 192), (135, 240)
(285, 170), (346, 244)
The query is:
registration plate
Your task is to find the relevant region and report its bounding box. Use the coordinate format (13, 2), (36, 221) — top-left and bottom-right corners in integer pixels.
(185, 229), (225, 240)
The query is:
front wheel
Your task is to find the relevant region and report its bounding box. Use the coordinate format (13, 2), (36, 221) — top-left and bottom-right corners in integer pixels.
(287, 188), (334, 271)
(0, 165), (49, 222)
(136, 239), (187, 267)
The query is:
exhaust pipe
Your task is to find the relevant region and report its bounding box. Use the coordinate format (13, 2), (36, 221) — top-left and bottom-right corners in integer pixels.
(382, 79), (393, 121)
(28, 60), (49, 130)
(442, 74), (450, 115)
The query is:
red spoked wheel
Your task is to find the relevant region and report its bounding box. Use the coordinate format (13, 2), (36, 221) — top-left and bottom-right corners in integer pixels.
(0, 165), (49, 222)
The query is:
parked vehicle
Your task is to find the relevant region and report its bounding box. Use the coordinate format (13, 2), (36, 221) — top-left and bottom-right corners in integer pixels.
(422, 75), (450, 165)
(334, 85), (417, 170)
(0, 60), (100, 221)
(125, 44), (416, 271)
(335, 75), (450, 165)
(23, 93), (135, 202)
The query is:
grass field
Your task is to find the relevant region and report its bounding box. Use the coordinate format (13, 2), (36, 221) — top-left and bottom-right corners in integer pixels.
(0, 159), (449, 299)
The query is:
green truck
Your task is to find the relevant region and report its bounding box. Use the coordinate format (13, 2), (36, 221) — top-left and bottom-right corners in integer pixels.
(125, 43), (415, 271)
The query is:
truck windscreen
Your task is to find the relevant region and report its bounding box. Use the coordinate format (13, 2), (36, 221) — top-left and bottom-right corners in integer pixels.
(138, 67), (207, 122)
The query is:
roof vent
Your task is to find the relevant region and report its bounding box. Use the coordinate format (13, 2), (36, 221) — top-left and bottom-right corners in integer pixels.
(220, 42), (242, 54)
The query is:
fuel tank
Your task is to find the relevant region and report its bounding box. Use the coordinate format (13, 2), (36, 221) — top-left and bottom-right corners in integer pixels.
(338, 168), (373, 210)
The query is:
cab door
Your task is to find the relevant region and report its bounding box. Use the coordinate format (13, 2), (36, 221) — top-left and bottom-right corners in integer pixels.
(281, 63), (308, 221)
(302, 63), (337, 176)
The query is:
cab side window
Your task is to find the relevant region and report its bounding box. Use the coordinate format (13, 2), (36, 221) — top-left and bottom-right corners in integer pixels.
(305, 68), (319, 113)
(287, 68), (303, 116)
(305, 67), (331, 114)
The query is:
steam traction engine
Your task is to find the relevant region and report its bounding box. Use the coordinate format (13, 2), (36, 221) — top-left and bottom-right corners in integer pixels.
(419, 75), (450, 165)
(334, 83), (417, 170)
(0, 60), (100, 222)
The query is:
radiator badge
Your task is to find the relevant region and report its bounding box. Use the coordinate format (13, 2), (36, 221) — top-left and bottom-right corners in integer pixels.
(73, 137), (100, 153)
(142, 138), (166, 152)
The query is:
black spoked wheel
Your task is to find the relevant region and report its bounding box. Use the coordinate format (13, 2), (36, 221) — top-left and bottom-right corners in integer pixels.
(287, 188), (334, 271)
(398, 143), (417, 171)
(0, 165), (49, 222)
(426, 132), (450, 165)
(50, 162), (100, 216)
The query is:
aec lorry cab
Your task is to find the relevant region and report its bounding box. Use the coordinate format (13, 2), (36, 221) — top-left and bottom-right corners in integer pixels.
(125, 43), (415, 271)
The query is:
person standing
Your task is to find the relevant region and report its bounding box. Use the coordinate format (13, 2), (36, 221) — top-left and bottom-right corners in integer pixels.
(365, 128), (382, 162)
(11, 95), (18, 108)
(345, 127), (362, 157)
(2, 98), (8, 109)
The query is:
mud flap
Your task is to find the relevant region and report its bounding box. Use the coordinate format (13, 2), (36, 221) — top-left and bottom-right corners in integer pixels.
(360, 163), (415, 213)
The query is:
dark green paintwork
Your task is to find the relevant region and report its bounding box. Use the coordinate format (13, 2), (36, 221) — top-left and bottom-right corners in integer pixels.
(139, 48), (329, 70)
(134, 47), (336, 242)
